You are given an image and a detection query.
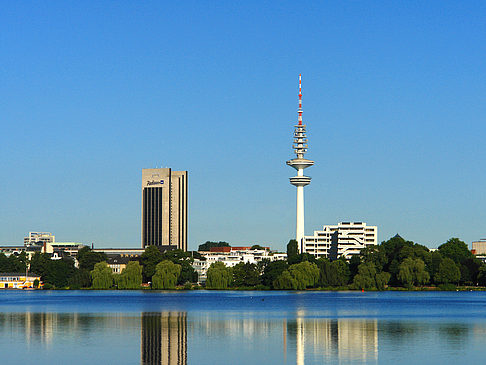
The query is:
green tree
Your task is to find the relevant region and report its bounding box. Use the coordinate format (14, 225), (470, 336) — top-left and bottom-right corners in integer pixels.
(250, 245), (266, 250)
(232, 262), (261, 287)
(438, 238), (473, 265)
(477, 266), (486, 286)
(375, 271), (391, 290)
(198, 241), (230, 251)
(349, 254), (361, 278)
(44, 257), (76, 288)
(398, 258), (430, 288)
(69, 269), (91, 289)
(290, 261), (319, 289)
(206, 262), (232, 289)
(360, 246), (387, 272)
(273, 270), (299, 290)
(332, 259), (351, 286)
(317, 258), (350, 287)
(152, 260), (181, 289)
(91, 262), (114, 289)
(429, 251), (443, 283)
(352, 262), (378, 290)
(0, 253), (27, 273)
(287, 240), (299, 265)
(261, 260), (288, 288)
(118, 261), (143, 289)
(29, 252), (51, 278)
(274, 261), (319, 290)
(160, 249), (198, 285)
(459, 258), (482, 285)
(78, 246), (107, 271)
(435, 257), (461, 284)
(141, 246), (163, 282)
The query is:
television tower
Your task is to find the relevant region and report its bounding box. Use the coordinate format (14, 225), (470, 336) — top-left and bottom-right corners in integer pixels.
(286, 75), (314, 252)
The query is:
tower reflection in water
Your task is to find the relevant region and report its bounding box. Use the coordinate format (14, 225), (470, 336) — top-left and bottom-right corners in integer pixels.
(287, 318), (378, 364)
(141, 312), (187, 365)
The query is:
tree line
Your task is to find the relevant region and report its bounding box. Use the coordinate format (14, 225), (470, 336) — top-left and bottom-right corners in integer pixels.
(5, 234), (482, 290)
(205, 235), (485, 290)
(17, 246), (198, 289)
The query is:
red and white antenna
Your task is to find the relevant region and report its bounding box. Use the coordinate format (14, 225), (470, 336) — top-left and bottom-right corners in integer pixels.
(298, 74), (303, 125)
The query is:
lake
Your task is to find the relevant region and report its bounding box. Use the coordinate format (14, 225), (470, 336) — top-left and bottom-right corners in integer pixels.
(1, 290), (486, 364)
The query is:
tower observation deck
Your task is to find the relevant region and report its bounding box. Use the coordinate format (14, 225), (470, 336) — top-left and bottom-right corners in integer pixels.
(286, 75), (314, 252)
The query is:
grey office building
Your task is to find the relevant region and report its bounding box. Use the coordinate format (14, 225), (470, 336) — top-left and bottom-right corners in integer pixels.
(141, 168), (187, 251)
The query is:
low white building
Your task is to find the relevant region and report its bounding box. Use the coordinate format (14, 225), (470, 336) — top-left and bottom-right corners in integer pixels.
(192, 248), (287, 283)
(302, 222), (377, 260)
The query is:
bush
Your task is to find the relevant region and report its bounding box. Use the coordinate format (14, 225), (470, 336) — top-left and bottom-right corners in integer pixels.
(438, 283), (457, 291)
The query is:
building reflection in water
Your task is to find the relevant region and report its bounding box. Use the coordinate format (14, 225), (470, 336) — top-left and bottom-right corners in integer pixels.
(0, 310), (483, 364)
(141, 312), (187, 365)
(288, 317), (378, 364)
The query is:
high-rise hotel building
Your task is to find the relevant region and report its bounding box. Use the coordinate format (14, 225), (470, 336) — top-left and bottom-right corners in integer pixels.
(141, 168), (187, 251)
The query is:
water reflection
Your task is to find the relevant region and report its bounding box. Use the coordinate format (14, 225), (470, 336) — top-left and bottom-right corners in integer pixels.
(287, 318), (378, 364)
(141, 312), (187, 365)
(0, 311), (485, 364)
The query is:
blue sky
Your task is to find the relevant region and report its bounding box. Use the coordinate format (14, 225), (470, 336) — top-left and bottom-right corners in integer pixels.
(1, 1), (485, 250)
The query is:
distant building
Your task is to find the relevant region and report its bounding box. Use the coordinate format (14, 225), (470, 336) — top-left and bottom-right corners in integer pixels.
(106, 255), (130, 274)
(303, 222), (378, 260)
(24, 232), (55, 246)
(0, 273), (42, 289)
(93, 248), (145, 258)
(472, 239), (486, 255)
(141, 168), (188, 251)
(193, 247), (287, 283)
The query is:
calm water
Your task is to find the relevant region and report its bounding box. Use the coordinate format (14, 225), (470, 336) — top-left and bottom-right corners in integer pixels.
(1, 291), (486, 364)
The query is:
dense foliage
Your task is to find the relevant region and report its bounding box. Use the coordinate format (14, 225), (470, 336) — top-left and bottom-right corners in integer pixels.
(215, 236), (485, 291)
(206, 262), (232, 289)
(91, 262), (113, 289)
(152, 260), (182, 289)
(117, 261), (143, 289)
(198, 241), (230, 252)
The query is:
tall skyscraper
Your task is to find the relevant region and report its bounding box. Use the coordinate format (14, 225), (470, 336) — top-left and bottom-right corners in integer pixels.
(141, 168), (187, 251)
(286, 75), (314, 252)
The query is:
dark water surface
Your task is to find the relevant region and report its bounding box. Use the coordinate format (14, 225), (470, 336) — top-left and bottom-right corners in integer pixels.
(1, 290), (486, 364)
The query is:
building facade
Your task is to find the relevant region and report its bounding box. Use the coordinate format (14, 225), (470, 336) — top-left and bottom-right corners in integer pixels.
(192, 247), (287, 283)
(472, 239), (486, 255)
(24, 232), (55, 246)
(0, 273), (42, 289)
(303, 222), (377, 260)
(141, 168), (188, 251)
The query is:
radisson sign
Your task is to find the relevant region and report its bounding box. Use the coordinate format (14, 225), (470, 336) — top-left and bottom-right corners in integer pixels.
(147, 180), (164, 186)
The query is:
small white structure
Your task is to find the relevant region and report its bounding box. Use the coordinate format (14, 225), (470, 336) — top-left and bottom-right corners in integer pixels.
(192, 248), (287, 283)
(303, 222), (377, 260)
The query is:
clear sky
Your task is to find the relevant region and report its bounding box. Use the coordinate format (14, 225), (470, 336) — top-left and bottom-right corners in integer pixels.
(1, 1), (485, 250)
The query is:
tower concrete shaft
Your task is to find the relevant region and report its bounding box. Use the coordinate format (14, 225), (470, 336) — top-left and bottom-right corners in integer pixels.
(286, 75), (314, 251)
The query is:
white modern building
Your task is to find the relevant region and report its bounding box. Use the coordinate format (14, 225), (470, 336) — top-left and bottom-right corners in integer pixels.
(192, 248), (287, 283)
(302, 222), (378, 260)
(24, 232), (55, 246)
(286, 75), (314, 251)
